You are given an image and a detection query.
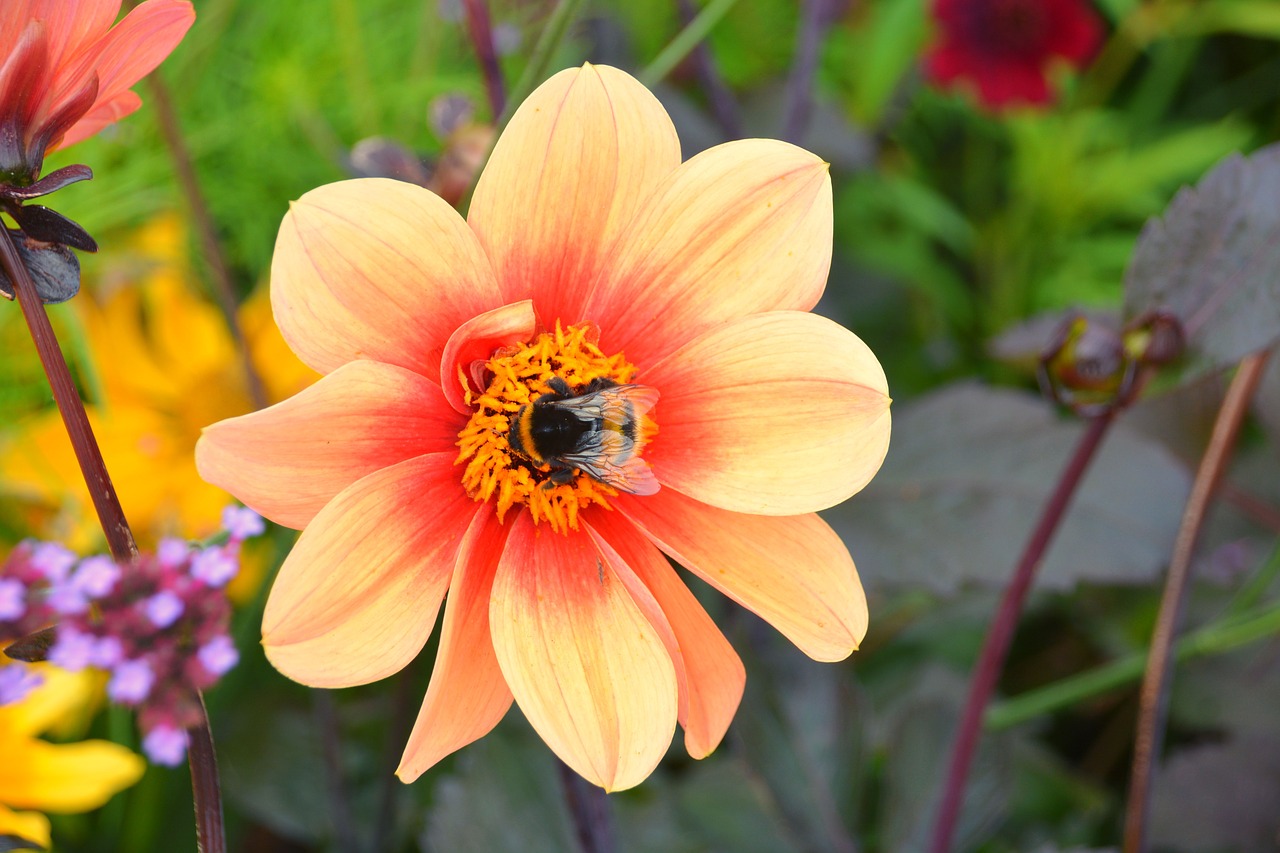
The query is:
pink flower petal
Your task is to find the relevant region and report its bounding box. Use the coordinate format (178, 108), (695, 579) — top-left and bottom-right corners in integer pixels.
(617, 489), (869, 662)
(262, 454), (473, 688)
(397, 505), (514, 781)
(646, 311), (890, 516)
(490, 512), (677, 791)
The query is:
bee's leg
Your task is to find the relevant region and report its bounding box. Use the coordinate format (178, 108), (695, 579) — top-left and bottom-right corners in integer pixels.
(543, 464), (576, 489)
(545, 376), (573, 396)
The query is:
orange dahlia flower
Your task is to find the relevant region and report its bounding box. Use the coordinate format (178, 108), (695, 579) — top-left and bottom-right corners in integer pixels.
(196, 64), (891, 791)
(0, 0), (195, 182)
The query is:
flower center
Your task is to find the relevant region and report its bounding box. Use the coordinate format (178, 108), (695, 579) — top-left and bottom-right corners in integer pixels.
(455, 323), (657, 534)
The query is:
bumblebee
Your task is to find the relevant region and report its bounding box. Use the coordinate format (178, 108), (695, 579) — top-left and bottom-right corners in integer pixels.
(508, 376), (660, 495)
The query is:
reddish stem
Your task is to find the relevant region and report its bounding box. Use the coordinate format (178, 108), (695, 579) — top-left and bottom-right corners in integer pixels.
(0, 228), (138, 564)
(1122, 351), (1270, 853)
(928, 411), (1116, 853)
(558, 760), (616, 853)
(462, 0), (506, 120)
(188, 693), (226, 853)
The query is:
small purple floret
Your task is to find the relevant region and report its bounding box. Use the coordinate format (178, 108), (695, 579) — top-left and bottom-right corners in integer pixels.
(48, 626), (96, 670)
(190, 548), (238, 588)
(0, 664), (44, 706)
(143, 724), (189, 766)
(0, 578), (26, 621)
(31, 542), (76, 581)
(144, 590), (184, 628)
(157, 538), (190, 568)
(72, 555), (121, 597)
(197, 635), (239, 677)
(108, 658), (156, 703)
(221, 505), (265, 541)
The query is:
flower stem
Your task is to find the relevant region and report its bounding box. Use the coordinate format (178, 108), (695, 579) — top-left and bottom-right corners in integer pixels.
(146, 72), (268, 411)
(314, 691), (361, 853)
(928, 411), (1116, 853)
(1122, 350), (1270, 853)
(2, 224), (227, 853)
(0, 228), (138, 564)
(639, 0), (744, 87)
(557, 760), (616, 853)
(462, 0), (506, 120)
(986, 591), (1280, 730)
(783, 0), (840, 145)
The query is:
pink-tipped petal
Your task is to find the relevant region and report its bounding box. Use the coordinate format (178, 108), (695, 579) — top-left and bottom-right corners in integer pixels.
(271, 178), (502, 376)
(617, 489), (869, 662)
(646, 311), (890, 516)
(490, 512), (677, 791)
(397, 505), (514, 781)
(196, 360), (464, 529)
(439, 300), (537, 414)
(262, 454), (473, 688)
(586, 513), (745, 759)
(588, 140), (833, 370)
(469, 64), (681, 325)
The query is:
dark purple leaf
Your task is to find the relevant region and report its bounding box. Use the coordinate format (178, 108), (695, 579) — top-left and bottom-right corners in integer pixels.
(3, 626), (54, 662)
(0, 229), (81, 303)
(2, 163), (92, 199)
(0, 834), (43, 852)
(1125, 142), (1280, 382)
(8, 204), (97, 252)
(825, 383), (1191, 594)
(1150, 734), (1280, 852)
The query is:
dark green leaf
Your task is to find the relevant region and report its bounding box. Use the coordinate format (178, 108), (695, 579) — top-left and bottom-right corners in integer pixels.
(826, 383), (1190, 594)
(1124, 143), (1280, 383)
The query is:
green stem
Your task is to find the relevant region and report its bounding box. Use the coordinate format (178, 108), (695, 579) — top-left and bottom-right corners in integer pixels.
(639, 0), (743, 88)
(986, 596), (1280, 731)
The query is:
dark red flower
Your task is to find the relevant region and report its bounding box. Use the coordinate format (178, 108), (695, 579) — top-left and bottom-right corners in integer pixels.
(924, 0), (1104, 111)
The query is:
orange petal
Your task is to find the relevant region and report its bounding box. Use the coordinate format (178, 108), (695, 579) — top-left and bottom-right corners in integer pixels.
(196, 360), (464, 529)
(271, 178), (502, 376)
(16, 0), (115, 70)
(490, 512), (677, 791)
(468, 64), (681, 325)
(439, 300), (537, 414)
(586, 513), (744, 759)
(52, 0), (194, 148)
(616, 489), (868, 662)
(588, 139), (833, 370)
(646, 311), (890, 516)
(397, 505), (514, 781)
(262, 453), (472, 688)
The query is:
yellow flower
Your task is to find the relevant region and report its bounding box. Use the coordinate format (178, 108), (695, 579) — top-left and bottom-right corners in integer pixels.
(0, 664), (144, 849)
(1, 215), (318, 598)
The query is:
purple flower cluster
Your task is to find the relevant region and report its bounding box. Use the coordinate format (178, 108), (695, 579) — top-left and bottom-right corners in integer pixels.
(0, 506), (265, 765)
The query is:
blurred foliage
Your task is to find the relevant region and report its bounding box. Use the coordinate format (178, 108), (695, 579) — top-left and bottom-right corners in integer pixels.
(5, 0), (1280, 851)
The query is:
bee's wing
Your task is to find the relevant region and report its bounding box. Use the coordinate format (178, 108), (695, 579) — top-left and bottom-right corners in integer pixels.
(560, 429), (660, 495)
(551, 384), (659, 427)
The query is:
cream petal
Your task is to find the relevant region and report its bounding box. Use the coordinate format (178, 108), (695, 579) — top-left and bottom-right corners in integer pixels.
(490, 512), (677, 791)
(616, 489), (869, 662)
(646, 311), (890, 515)
(586, 513), (744, 759)
(196, 360), (465, 530)
(271, 178), (502, 376)
(262, 454), (474, 688)
(587, 139), (833, 371)
(468, 64), (681, 325)
(397, 505), (514, 781)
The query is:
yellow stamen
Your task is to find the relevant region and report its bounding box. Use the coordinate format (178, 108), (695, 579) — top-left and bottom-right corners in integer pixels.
(455, 323), (642, 534)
